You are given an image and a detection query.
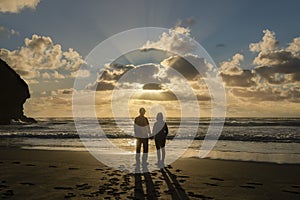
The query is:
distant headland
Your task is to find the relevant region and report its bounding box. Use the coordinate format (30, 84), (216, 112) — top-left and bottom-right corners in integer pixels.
(0, 58), (36, 125)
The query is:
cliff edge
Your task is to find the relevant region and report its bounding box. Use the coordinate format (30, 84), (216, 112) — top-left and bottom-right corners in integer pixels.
(0, 58), (36, 124)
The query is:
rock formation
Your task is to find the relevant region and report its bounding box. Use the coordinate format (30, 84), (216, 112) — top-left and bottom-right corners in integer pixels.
(0, 58), (36, 125)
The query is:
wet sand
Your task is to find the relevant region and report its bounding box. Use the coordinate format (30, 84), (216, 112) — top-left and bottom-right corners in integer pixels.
(0, 147), (299, 199)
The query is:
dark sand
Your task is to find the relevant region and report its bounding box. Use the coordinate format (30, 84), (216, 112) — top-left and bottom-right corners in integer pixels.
(0, 147), (299, 199)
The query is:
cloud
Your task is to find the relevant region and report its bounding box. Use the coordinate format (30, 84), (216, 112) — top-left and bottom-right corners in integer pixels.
(140, 25), (215, 83)
(287, 37), (300, 53)
(142, 26), (197, 55)
(89, 55), (212, 94)
(71, 69), (91, 78)
(58, 88), (74, 95)
(0, 34), (84, 80)
(220, 54), (244, 75)
(41, 72), (51, 79)
(231, 86), (300, 103)
(87, 80), (116, 91)
(175, 17), (196, 29)
(186, 17), (196, 26)
(89, 63), (163, 91)
(161, 54), (213, 80)
(220, 29), (300, 104)
(249, 29), (278, 53)
(216, 44), (226, 48)
(0, 26), (19, 39)
(173, 26), (191, 36)
(26, 88), (75, 117)
(142, 83), (163, 90)
(0, 0), (40, 13)
(250, 30), (300, 84)
(87, 27), (300, 116)
(100, 63), (135, 83)
(219, 54), (256, 87)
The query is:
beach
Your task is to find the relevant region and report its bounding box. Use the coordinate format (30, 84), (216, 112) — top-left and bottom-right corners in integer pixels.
(0, 147), (299, 199)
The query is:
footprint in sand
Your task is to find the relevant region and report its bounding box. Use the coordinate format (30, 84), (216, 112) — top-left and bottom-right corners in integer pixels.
(109, 178), (120, 185)
(54, 186), (73, 190)
(178, 179), (186, 183)
(204, 182), (218, 187)
(25, 164), (36, 167)
(188, 191), (213, 199)
(178, 175), (190, 179)
(282, 189), (300, 195)
(0, 184), (8, 189)
(154, 180), (163, 185)
(68, 167), (79, 170)
(81, 194), (94, 197)
(292, 185), (300, 189)
(20, 182), (35, 186)
(90, 190), (102, 197)
(97, 186), (107, 195)
(240, 185), (255, 189)
(167, 165), (173, 169)
(151, 172), (158, 176)
(2, 189), (14, 197)
(246, 182), (263, 186)
(163, 189), (174, 195)
(210, 177), (224, 181)
(65, 192), (76, 198)
(76, 183), (92, 190)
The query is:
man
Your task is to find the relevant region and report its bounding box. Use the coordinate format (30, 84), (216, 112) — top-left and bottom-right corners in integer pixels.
(134, 107), (151, 165)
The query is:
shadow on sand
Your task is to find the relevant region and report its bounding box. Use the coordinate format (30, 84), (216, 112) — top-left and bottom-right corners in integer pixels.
(134, 164), (190, 199)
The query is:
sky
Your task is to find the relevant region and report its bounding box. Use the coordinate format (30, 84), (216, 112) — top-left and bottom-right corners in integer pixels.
(0, 0), (299, 118)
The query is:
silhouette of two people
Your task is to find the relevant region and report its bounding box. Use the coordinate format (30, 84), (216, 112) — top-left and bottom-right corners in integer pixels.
(134, 108), (168, 168)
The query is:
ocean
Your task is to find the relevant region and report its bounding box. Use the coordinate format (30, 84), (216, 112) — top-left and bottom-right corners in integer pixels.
(0, 118), (299, 164)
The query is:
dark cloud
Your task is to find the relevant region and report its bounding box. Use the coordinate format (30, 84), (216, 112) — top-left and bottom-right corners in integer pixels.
(90, 63), (163, 91)
(61, 89), (73, 95)
(254, 51), (300, 84)
(220, 70), (256, 87)
(185, 17), (196, 26)
(99, 63), (135, 82)
(87, 81), (115, 91)
(162, 55), (210, 80)
(176, 17), (196, 27)
(196, 94), (211, 101)
(231, 87), (300, 103)
(143, 83), (162, 90)
(216, 44), (226, 48)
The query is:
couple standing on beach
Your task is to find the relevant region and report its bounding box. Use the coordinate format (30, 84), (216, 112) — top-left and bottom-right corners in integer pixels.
(134, 107), (168, 168)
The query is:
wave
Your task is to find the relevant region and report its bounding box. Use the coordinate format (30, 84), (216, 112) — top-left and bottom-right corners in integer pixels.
(0, 133), (299, 143)
(0, 118), (299, 143)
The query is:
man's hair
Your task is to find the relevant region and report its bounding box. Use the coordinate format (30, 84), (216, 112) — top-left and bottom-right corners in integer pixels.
(139, 107), (146, 114)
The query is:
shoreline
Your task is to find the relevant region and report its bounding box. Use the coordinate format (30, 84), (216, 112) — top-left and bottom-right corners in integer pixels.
(0, 147), (299, 199)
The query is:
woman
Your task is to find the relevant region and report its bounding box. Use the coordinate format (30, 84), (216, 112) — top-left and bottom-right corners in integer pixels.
(152, 112), (168, 167)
